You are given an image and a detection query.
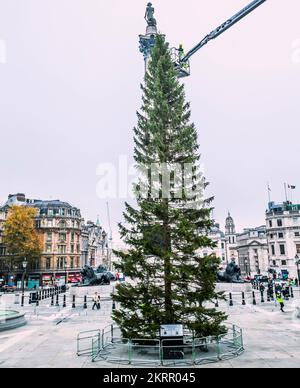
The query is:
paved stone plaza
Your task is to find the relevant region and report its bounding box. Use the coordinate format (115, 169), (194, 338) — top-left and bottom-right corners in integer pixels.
(0, 284), (300, 368)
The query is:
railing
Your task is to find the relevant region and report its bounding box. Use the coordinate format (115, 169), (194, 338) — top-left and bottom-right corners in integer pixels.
(77, 323), (244, 366)
(77, 329), (101, 356)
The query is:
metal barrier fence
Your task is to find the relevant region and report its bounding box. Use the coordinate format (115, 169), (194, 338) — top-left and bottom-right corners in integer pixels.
(77, 329), (101, 356)
(77, 323), (244, 366)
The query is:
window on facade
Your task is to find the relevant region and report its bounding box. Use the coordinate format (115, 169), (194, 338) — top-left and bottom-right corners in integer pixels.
(221, 243), (224, 249)
(47, 232), (52, 241)
(70, 257), (74, 268)
(279, 244), (285, 255)
(277, 219), (283, 227)
(59, 233), (66, 242)
(48, 209), (53, 216)
(77, 244), (80, 253)
(296, 244), (300, 254)
(295, 232), (300, 237)
(282, 260), (287, 266)
(272, 260), (276, 266)
(77, 257), (80, 268)
(45, 258), (51, 269)
(70, 244), (74, 253)
(61, 208), (66, 216)
(56, 257), (65, 269)
(45, 244), (52, 253)
(269, 220), (272, 228)
(278, 233), (284, 239)
(271, 245), (275, 256)
(71, 232), (75, 242)
(293, 218), (298, 225)
(35, 220), (41, 228)
(58, 245), (66, 254)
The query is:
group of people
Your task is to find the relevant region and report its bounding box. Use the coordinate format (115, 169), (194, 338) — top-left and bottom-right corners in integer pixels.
(254, 278), (297, 313)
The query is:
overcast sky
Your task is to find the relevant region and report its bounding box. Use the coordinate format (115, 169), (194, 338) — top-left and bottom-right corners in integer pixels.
(0, 0), (299, 240)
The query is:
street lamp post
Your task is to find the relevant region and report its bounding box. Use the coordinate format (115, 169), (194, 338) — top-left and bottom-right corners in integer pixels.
(295, 254), (300, 287)
(64, 262), (68, 287)
(21, 258), (28, 307)
(22, 259), (28, 294)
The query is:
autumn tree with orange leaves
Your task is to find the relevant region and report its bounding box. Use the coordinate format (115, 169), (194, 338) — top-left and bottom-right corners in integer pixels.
(2, 205), (43, 270)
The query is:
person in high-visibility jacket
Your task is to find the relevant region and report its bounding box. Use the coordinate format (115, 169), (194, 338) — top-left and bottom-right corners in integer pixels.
(178, 44), (189, 72)
(276, 293), (285, 313)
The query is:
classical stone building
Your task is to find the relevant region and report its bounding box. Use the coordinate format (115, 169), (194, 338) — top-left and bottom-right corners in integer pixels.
(0, 193), (83, 287)
(198, 223), (227, 269)
(236, 226), (269, 276)
(81, 220), (108, 268)
(266, 201), (300, 278)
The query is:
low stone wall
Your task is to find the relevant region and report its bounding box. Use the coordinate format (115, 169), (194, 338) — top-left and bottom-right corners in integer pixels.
(216, 283), (252, 293)
(0, 310), (27, 331)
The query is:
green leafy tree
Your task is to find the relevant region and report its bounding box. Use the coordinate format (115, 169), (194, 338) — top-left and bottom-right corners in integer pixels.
(2, 205), (43, 271)
(113, 35), (227, 339)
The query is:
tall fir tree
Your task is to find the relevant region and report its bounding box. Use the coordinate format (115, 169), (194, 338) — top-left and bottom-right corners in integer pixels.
(113, 35), (227, 339)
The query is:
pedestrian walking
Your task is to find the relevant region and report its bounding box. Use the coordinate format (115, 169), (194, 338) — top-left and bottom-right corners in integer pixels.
(276, 293), (285, 313)
(92, 292), (101, 310)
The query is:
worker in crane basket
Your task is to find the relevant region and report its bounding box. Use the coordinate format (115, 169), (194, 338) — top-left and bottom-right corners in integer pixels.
(178, 44), (188, 71)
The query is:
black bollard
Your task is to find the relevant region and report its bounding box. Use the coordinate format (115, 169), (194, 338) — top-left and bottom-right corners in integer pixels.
(261, 291), (265, 303)
(83, 295), (87, 309)
(72, 295), (76, 309)
(267, 290), (270, 302)
(229, 293), (233, 307)
(21, 294), (25, 307)
(112, 299), (117, 310)
(29, 293), (32, 305)
(252, 291), (257, 305)
(56, 293), (59, 307)
(39, 291), (42, 301)
(291, 287), (294, 298)
(242, 292), (246, 306)
(63, 295), (66, 308)
(51, 294), (54, 306)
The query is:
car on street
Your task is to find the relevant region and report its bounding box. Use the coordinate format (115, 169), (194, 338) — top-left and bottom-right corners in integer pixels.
(0, 285), (17, 293)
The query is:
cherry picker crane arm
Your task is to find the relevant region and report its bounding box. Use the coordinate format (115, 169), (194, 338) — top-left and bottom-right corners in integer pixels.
(180, 0), (266, 69)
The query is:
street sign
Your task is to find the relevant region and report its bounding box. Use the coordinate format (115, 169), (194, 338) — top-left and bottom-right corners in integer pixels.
(160, 324), (183, 338)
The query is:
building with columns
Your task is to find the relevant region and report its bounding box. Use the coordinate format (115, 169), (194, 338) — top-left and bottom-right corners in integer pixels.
(81, 220), (108, 268)
(198, 223), (227, 269)
(236, 226), (269, 276)
(266, 201), (300, 279)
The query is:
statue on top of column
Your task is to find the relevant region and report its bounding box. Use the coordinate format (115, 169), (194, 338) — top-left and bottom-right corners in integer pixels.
(145, 2), (157, 27)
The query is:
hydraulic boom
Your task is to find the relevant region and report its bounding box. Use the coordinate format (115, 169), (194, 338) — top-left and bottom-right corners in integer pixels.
(181, 0), (266, 64)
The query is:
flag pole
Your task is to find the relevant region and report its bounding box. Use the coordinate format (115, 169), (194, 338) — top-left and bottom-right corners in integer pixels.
(267, 182), (271, 203)
(284, 183), (288, 203)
